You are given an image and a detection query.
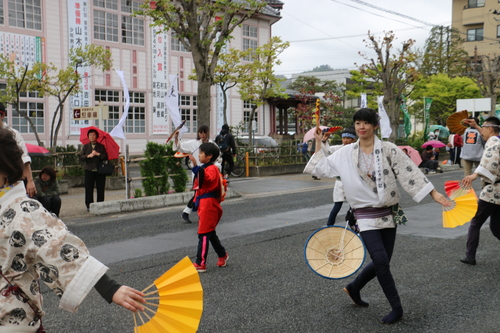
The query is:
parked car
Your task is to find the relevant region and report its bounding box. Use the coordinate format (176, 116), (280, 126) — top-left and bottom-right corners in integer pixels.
(237, 135), (278, 153)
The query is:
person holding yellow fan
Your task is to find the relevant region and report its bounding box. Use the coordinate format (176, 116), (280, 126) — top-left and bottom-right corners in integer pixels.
(459, 117), (500, 265)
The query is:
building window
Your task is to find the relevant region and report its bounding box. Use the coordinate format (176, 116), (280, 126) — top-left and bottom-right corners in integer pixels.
(126, 92), (145, 133)
(497, 25), (500, 38)
(243, 101), (258, 133)
(94, 0), (118, 10)
(467, 28), (484, 41)
(171, 33), (189, 52)
(242, 24), (258, 60)
(468, 0), (485, 7)
(12, 101), (44, 134)
(94, 10), (118, 42)
(180, 95), (197, 133)
(8, 0), (42, 30)
(95, 89), (120, 132)
(94, 0), (144, 45)
(0, 1), (4, 25)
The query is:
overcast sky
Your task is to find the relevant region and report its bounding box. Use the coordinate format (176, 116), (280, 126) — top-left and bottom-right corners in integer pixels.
(271, 0), (452, 77)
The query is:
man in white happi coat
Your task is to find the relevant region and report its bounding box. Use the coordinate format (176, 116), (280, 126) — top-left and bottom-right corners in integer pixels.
(460, 117), (500, 265)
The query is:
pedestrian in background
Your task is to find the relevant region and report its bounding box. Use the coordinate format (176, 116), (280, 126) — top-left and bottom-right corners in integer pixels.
(0, 127), (145, 331)
(460, 117), (484, 176)
(79, 129), (108, 211)
(189, 142), (228, 273)
(325, 128), (357, 226)
(34, 166), (61, 217)
(447, 132), (463, 166)
(173, 124), (213, 223)
(459, 117), (500, 265)
(419, 145), (440, 174)
(215, 124), (236, 180)
(0, 102), (36, 197)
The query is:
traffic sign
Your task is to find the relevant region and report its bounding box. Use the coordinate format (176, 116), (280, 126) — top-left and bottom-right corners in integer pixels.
(72, 105), (109, 120)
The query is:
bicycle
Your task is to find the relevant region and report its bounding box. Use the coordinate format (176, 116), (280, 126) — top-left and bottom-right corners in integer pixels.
(221, 154), (245, 178)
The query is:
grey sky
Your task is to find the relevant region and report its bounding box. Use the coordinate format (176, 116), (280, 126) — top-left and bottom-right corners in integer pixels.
(272, 0), (452, 77)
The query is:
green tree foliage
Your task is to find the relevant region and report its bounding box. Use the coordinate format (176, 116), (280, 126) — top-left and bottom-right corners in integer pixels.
(411, 73), (481, 125)
(357, 31), (420, 141)
(165, 142), (188, 193)
(237, 36), (289, 146)
(141, 142), (170, 196)
(139, 0), (266, 129)
(0, 54), (43, 145)
(418, 26), (469, 78)
(27, 45), (112, 149)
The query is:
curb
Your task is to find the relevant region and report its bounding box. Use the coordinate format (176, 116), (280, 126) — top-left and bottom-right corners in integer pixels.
(88, 188), (241, 215)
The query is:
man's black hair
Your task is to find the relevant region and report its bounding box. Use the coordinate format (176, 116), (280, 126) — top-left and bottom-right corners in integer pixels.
(199, 142), (220, 162)
(483, 116), (500, 133)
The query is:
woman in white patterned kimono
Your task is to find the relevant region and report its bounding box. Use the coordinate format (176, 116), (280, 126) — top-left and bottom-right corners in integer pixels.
(305, 108), (450, 324)
(0, 128), (145, 332)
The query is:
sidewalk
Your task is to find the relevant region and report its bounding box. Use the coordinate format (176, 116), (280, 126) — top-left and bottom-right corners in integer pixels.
(59, 187), (130, 220)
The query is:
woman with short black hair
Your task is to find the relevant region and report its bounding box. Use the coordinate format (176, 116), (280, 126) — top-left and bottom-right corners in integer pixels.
(305, 108), (450, 324)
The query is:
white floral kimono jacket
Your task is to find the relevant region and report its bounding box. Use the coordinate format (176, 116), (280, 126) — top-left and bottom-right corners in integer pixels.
(0, 182), (107, 331)
(305, 137), (434, 231)
(475, 136), (500, 205)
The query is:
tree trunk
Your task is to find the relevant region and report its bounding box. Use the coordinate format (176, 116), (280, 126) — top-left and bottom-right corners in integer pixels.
(222, 87), (228, 125)
(197, 77), (212, 129)
(248, 106), (258, 147)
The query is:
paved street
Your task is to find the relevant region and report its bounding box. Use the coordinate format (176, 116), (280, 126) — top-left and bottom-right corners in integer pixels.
(41, 170), (499, 332)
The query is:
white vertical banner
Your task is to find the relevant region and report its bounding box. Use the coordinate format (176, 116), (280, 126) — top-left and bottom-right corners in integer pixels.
(216, 85), (225, 132)
(360, 93), (367, 108)
(68, 0), (91, 135)
(166, 74), (187, 137)
(110, 70), (130, 140)
(377, 96), (392, 139)
(152, 26), (169, 134)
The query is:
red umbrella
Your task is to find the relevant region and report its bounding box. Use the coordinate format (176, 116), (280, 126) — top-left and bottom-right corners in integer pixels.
(79, 126), (120, 160)
(421, 140), (446, 149)
(25, 143), (51, 156)
(398, 146), (422, 167)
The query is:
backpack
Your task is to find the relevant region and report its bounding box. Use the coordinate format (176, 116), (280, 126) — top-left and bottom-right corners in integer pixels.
(217, 134), (229, 152)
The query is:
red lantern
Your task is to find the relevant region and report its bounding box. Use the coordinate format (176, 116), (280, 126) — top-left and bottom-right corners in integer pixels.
(149, 1), (157, 9)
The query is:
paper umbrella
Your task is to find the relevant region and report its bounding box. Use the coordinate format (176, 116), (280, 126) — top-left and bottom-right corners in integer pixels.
(442, 192), (478, 228)
(133, 256), (203, 333)
(304, 225), (365, 279)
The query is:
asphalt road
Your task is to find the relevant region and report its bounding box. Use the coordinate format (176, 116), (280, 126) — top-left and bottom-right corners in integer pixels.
(40, 171), (500, 333)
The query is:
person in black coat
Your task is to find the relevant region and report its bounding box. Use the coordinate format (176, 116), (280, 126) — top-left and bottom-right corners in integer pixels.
(215, 124), (237, 179)
(79, 129), (108, 210)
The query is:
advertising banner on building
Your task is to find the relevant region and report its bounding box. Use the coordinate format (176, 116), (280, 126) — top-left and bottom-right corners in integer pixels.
(0, 33), (45, 74)
(152, 26), (169, 134)
(68, 0), (91, 135)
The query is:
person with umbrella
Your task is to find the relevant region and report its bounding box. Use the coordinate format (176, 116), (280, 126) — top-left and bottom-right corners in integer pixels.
(0, 102), (36, 197)
(0, 127), (145, 331)
(304, 108), (450, 325)
(79, 128), (108, 211)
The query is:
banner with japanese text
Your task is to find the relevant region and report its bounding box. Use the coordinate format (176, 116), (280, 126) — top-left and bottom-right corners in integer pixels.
(68, 0), (91, 135)
(152, 26), (169, 134)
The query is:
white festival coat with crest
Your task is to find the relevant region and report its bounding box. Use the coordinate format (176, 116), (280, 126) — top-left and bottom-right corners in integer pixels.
(305, 137), (434, 231)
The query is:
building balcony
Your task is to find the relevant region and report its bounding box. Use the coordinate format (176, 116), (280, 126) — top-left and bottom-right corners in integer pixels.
(461, 6), (486, 26)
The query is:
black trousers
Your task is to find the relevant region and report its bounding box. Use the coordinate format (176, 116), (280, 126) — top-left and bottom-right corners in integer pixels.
(84, 170), (106, 209)
(196, 230), (226, 266)
(37, 196), (61, 216)
(466, 199), (500, 259)
(350, 228), (401, 310)
(221, 153), (234, 176)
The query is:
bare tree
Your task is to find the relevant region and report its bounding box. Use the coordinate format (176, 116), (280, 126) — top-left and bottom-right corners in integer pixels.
(357, 31), (420, 141)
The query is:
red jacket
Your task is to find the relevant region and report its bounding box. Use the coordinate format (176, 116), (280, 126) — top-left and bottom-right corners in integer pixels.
(193, 164), (223, 234)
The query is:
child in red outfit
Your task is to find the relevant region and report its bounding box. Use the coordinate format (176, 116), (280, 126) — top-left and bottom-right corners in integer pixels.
(190, 143), (228, 273)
